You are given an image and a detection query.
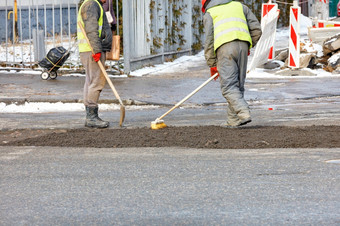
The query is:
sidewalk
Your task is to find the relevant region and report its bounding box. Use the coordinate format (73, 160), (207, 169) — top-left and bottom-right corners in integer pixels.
(0, 69), (223, 106)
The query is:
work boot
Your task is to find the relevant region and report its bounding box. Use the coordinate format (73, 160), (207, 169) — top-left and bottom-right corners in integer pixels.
(238, 110), (252, 126)
(85, 106), (109, 128)
(220, 121), (240, 129)
(220, 117), (251, 128)
(221, 104), (241, 128)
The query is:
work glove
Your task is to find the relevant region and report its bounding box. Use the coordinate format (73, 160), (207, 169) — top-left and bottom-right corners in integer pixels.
(210, 67), (219, 80)
(92, 52), (101, 62)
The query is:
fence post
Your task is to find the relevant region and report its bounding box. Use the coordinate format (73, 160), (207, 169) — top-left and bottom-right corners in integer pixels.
(33, 29), (46, 62)
(123, 0), (130, 74)
(288, 0), (300, 68)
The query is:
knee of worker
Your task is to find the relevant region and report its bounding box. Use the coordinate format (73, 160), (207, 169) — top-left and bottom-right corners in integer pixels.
(89, 81), (106, 93)
(220, 82), (242, 100)
(91, 74), (107, 91)
(99, 74), (107, 87)
(218, 66), (240, 95)
(219, 71), (240, 94)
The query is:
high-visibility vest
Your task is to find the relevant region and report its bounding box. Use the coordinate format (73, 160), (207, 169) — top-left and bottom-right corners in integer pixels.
(207, 1), (252, 51)
(77, 0), (103, 52)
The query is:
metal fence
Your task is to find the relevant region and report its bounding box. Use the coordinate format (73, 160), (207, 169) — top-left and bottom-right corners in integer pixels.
(122, 0), (204, 73)
(1, 0), (205, 74)
(0, 0), (80, 71)
(1, 0), (294, 74)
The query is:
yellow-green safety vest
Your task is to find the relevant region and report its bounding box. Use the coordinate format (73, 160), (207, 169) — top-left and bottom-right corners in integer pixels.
(207, 1), (252, 51)
(77, 0), (103, 52)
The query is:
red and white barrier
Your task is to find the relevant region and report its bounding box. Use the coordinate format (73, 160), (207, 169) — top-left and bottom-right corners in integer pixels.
(261, 0), (279, 60)
(316, 20), (340, 28)
(288, 1), (301, 68)
(248, 3), (279, 71)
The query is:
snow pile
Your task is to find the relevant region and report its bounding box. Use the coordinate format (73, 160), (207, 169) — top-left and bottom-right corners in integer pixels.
(300, 14), (313, 36)
(0, 102), (159, 113)
(0, 102), (84, 113)
(130, 51), (205, 77)
(329, 52), (340, 65)
(301, 39), (323, 57)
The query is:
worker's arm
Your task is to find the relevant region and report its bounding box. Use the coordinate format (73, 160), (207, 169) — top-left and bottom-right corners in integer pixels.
(80, 1), (102, 54)
(203, 12), (217, 68)
(243, 4), (262, 48)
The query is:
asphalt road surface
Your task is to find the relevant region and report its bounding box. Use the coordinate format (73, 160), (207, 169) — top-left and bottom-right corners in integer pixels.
(1, 147), (339, 225)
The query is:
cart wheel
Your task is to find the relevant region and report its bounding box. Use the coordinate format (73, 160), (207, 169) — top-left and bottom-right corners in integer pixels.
(50, 71), (58, 79)
(41, 72), (50, 80)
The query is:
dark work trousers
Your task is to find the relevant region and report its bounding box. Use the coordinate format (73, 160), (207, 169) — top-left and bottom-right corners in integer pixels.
(216, 40), (250, 124)
(80, 51), (107, 108)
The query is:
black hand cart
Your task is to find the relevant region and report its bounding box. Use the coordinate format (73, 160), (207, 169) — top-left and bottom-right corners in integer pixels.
(38, 46), (70, 80)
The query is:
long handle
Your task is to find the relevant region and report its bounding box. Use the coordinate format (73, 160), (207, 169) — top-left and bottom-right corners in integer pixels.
(157, 73), (219, 121)
(78, 21), (124, 106)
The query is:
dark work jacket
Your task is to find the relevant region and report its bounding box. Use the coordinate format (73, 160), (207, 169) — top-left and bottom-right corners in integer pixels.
(79, 0), (112, 53)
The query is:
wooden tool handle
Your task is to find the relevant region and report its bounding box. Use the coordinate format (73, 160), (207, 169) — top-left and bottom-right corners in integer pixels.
(157, 73), (219, 121)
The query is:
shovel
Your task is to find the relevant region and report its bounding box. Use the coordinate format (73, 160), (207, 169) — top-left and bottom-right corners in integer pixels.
(78, 21), (125, 127)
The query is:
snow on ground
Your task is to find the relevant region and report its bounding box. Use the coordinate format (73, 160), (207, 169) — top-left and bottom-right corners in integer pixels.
(248, 67), (333, 78)
(0, 38), (79, 66)
(130, 51), (206, 77)
(0, 102), (160, 113)
(329, 52), (340, 64)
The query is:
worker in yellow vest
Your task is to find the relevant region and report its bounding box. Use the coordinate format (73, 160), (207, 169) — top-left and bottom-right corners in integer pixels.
(202, 0), (262, 128)
(77, 0), (112, 128)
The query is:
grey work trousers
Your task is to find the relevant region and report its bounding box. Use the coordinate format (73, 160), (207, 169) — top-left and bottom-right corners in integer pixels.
(216, 41), (250, 122)
(80, 52), (107, 108)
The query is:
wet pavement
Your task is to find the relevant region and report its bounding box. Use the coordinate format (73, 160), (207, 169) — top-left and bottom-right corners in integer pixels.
(1, 62), (340, 129)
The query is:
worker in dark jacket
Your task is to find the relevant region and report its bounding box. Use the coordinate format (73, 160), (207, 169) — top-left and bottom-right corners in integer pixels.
(103, 0), (117, 33)
(77, 0), (112, 128)
(202, 0), (262, 128)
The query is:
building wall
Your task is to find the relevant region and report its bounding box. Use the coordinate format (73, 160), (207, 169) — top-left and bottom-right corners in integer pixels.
(1, 6), (77, 43)
(0, 0), (78, 7)
(122, 0), (204, 73)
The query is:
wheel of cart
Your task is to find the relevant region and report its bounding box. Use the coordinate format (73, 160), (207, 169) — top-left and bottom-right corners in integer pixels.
(49, 71), (58, 79)
(40, 70), (58, 80)
(41, 71), (50, 80)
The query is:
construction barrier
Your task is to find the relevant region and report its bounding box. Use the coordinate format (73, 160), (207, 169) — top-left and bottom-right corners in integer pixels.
(315, 20), (340, 28)
(261, 0), (279, 60)
(308, 27), (340, 44)
(288, 1), (301, 68)
(248, 5), (279, 71)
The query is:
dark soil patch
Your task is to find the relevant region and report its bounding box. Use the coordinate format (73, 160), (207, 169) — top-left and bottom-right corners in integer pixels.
(1, 126), (339, 149)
